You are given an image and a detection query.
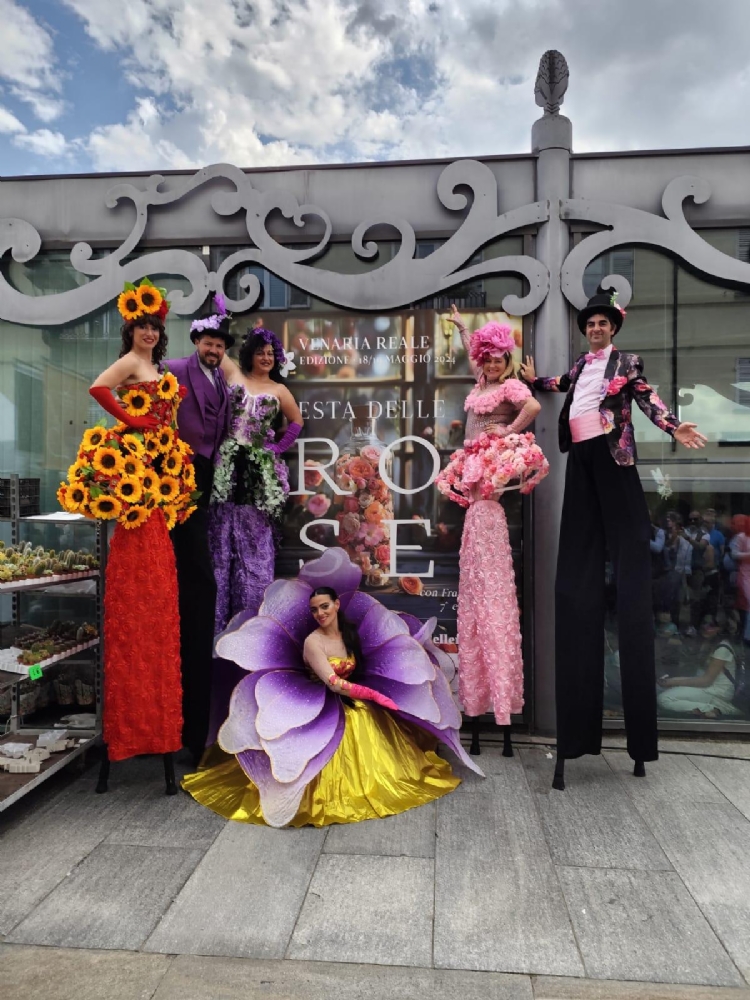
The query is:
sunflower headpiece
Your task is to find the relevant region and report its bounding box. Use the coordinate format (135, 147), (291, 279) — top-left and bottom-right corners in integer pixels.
(117, 277), (170, 324)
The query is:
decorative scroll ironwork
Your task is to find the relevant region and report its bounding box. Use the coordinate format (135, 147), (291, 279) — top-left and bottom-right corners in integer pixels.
(0, 160), (550, 326)
(561, 175), (750, 308)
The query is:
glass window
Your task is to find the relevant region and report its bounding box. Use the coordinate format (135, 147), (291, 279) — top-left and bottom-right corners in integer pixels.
(583, 239), (750, 728)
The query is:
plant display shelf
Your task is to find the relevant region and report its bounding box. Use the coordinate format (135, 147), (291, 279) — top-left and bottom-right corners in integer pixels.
(0, 474), (105, 809)
(0, 637), (100, 693)
(0, 571), (99, 593)
(0, 732), (96, 811)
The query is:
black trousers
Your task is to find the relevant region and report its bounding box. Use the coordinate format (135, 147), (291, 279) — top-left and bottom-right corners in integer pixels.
(171, 454), (216, 756)
(555, 436), (658, 762)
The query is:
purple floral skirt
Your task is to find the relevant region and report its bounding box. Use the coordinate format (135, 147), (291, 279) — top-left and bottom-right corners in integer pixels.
(207, 501), (276, 745)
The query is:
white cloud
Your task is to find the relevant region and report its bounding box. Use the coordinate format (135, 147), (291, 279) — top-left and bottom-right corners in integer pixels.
(13, 129), (71, 158)
(6, 0), (749, 172)
(0, 0), (65, 122)
(0, 105), (25, 134)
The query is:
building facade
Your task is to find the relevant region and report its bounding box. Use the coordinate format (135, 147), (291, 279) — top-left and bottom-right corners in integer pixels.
(1, 53), (749, 736)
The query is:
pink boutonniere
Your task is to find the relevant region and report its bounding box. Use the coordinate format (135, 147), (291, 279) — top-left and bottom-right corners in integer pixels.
(605, 376), (628, 396)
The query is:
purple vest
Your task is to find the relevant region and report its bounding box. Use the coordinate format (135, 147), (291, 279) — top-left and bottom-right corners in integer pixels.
(167, 353), (229, 461)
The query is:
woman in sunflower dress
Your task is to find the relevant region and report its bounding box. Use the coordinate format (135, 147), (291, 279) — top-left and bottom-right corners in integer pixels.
(59, 280), (198, 791)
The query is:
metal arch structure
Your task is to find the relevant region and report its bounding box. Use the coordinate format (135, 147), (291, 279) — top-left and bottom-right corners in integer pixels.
(561, 175), (750, 309)
(0, 159), (550, 326)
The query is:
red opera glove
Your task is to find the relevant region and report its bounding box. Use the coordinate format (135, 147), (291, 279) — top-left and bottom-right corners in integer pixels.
(89, 386), (159, 430)
(329, 674), (399, 711)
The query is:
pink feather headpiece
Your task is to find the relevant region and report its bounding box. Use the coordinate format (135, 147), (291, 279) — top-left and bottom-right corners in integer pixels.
(469, 322), (516, 363)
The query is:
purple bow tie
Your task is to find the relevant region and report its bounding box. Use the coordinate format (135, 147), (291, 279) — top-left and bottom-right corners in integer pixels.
(584, 349), (607, 364)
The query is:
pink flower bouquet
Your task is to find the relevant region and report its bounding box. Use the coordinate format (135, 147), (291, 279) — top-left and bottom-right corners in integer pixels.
(436, 431), (549, 508)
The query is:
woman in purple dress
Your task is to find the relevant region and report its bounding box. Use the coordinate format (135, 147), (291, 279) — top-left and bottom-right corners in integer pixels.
(206, 328), (303, 740)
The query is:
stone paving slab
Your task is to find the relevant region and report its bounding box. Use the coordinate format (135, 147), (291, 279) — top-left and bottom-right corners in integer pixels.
(6, 843), (203, 951)
(691, 757), (750, 824)
(323, 800), (437, 858)
(0, 777), (151, 935)
(608, 753), (750, 983)
(287, 853), (434, 967)
(0, 944), (174, 1000)
(532, 975), (750, 999)
(521, 748), (672, 870)
(557, 866), (744, 987)
(106, 782), (226, 850)
(144, 821), (325, 959)
(154, 953), (533, 1000)
(433, 761), (584, 977)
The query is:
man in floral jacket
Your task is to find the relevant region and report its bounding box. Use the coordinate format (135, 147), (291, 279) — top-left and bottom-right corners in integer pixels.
(520, 290), (706, 787)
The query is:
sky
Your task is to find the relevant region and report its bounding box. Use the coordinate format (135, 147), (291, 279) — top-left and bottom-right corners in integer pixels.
(2, 0), (749, 176)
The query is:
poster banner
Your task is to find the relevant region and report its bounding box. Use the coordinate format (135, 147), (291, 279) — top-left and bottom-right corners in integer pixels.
(269, 309), (524, 675)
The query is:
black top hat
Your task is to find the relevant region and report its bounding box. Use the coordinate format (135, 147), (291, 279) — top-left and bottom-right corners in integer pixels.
(577, 290), (625, 334)
(189, 294), (235, 348)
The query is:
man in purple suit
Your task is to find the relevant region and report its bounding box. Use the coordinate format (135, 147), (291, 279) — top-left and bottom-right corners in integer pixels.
(169, 297), (233, 764)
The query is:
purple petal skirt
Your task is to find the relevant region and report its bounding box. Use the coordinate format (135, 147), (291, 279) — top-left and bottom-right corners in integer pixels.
(207, 502), (276, 744)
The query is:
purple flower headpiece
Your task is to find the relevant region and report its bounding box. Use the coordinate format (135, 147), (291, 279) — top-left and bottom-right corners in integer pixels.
(190, 293), (229, 334)
(247, 326), (286, 371)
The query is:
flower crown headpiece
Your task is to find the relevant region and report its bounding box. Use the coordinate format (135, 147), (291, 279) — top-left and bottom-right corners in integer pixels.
(117, 278), (170, 323)
(245, 326), (296, 376)
(190, 293), (230, 334)
(469, 322), (516, 363)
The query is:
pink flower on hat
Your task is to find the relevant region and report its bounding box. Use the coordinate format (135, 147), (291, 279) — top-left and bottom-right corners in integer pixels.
(469, 322), (516, 364)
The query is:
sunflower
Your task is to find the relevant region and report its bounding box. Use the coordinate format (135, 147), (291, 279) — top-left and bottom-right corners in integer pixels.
(89, 496), (122, 520)
(121, 454), (145, 479)
(115, 475), (143, 504)
(111, 421), (128, 435)
(67, 459), (89, 483)
(119, 506), (150, 530)
(163, 449), (183, 476)
(183, 461), (196, 484)
(178, 505), (197, 524)
(157, 371), (179, 400)
(122, 388), (151, 416)
(66, 484), (90, 513)
(155, 426), (174, 453)
(162, 505), (178, 531)
(143, 435), (160, 458)
(141, 470), (157, 493)
(121, 433), (146, 459)
(117, 290), (141, 322)
(157, 475), (180, 503)
(56, 483), (70, 510)
(136, 284), (163, 315)
(92, 447), (124, 476)
(82, 427), (107, 451)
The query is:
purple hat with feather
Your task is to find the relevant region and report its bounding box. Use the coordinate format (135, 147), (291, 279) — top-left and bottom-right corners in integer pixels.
(190, 293), (235, 347)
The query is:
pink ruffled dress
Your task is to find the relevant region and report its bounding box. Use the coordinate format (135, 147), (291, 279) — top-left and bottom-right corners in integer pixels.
(436, 378), (548, 725)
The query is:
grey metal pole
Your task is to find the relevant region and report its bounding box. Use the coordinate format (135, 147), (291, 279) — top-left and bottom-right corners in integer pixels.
(530, 101), (573, 735)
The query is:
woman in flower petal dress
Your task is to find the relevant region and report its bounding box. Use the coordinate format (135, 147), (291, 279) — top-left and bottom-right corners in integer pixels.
(206, 327), (303, 742)
(436, 306), (548, 751)
(183, 548), (483, 827)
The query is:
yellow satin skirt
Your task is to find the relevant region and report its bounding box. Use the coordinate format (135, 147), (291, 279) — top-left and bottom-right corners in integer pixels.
(182, 700), (461, 827)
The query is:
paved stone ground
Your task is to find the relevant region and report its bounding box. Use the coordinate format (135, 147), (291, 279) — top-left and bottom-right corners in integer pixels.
(2, 736), (750, 1000)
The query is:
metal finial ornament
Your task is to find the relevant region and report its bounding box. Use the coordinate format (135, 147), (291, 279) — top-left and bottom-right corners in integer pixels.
(534, 50), (569, 116)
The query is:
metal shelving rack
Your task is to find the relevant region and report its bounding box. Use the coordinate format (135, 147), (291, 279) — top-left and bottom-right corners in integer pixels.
(0, 474), (105, 811)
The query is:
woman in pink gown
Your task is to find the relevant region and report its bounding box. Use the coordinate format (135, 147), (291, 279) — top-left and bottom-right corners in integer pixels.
(436, 306), (548, 751)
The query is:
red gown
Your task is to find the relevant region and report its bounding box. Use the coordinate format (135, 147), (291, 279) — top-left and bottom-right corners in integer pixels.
(103, 507), (182, 760)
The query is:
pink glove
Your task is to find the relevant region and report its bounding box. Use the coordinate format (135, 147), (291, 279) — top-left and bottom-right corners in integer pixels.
(506, 408), (535, 435)
(89, 386), (159, 430)
(329, 674), (399, 711)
